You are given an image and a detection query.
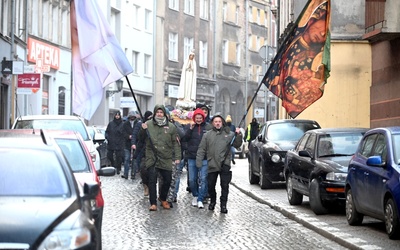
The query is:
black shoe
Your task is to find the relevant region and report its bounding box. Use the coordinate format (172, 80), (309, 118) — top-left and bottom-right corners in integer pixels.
(116, 170), (120, 175)
(131, 175), (135, 180)
(232, 159), (236, 165)
(208, 202), (216, 211)
(168, 202), (173, 208)
(121, 175), (128, 179)
(220, 206), (228, 214)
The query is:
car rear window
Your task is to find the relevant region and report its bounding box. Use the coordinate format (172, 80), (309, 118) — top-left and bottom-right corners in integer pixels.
(14, 119), (90, 141)
(0, 149), (70, 196)
(55, 138), (90, 172)
(267, 122), (318, 141)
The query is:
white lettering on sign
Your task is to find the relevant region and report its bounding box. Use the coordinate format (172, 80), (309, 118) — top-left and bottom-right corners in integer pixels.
(28, 37), (60, 70)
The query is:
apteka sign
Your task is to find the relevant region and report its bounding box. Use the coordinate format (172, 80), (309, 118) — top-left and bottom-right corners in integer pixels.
(27, 37), (60, 70)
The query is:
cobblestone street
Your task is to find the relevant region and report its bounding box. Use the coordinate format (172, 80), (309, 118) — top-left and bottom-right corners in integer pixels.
(100, 163), (347, 250)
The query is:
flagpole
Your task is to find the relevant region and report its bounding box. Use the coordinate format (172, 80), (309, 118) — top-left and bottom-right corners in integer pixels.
(125, 76), (144, 120)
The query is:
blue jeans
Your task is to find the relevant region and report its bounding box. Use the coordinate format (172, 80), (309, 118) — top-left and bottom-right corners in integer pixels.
(188, 159), (208, 202)
(230, 146), (235, 160)
(132, 149), (144, 177)
(173, 160), (185, 200)
(123, 149), (131, 177)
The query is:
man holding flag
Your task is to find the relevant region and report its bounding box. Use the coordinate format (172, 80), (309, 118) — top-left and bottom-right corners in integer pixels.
(263, 0), (330, 118)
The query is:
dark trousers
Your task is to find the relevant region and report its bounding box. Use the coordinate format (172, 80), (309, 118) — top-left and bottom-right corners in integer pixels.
(148, 166), (172, 205)
(140, 156), (149, 185)
(207, 168), (232, 207)
(107, 149), (123, 171)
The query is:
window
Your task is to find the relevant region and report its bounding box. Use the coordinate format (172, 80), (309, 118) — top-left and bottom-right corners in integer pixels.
(248, 6), (253, 23)
(132, 51), (139, 74)
(256, 36), (260, 49)
(257, 9), (260, 25)
(52, 5), (58, 42)
(169, 33), (178, 61)
(223, 2), (227, 21)
(184, 0), (194, 15)
(248, 35), (252, 50)
(184, 37), (194, 61)
(144, 54), (151, 76)
(61, 8), (68, 46)
(236, 44), (241, 65)
(199, 41), (208, 68)
(169, 0), (179, 11)
(200, 0), (208, 20)
(222, 40), (228, 63)
(132, 5), (139, 28)
(360, 134), (377, 158)
(144, 9), (152, 31)
(42, 1), (49, 39)
(235, 6), (239, 24)
(58, 87), (66, 115)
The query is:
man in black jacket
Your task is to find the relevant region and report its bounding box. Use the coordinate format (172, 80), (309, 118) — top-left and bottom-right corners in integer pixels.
(121, 110), (139, 179)
(106, 111), (124, 174)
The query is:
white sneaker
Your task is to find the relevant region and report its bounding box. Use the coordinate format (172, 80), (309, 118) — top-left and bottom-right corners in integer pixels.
(192, 197), (197, 207)
(198, 201), (204, 209)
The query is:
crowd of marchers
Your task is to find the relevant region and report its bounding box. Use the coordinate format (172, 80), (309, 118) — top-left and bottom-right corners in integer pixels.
(105, 103), (243, 214)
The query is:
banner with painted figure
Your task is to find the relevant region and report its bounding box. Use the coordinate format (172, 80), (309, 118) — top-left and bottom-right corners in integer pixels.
(262, 0), (331, 118)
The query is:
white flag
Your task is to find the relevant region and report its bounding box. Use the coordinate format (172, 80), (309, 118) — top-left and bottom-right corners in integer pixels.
(71, 0), (133, 120)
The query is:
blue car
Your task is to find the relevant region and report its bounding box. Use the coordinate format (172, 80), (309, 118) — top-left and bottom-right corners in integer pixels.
(345, 127), (400, 239)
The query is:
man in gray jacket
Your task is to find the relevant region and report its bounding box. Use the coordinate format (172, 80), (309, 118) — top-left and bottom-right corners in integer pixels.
(196, 114), (242, 213)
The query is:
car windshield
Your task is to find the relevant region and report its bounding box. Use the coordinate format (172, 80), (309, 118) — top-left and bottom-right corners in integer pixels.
(14, 119), (90, 141)
(55, 138), (91, 172)
(318, 132), (364, 157)
(0, 149), (70, 196)
(267, 123), (317, 141)
(393, 134), (400, 165)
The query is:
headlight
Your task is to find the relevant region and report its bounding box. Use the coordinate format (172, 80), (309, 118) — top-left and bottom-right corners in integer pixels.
(38, 228), (91, 250)
(326, 172), (347, 181)
(271, 153), (281, 163)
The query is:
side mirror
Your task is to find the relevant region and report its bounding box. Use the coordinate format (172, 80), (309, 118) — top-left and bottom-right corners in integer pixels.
(366, 155), (385, 167)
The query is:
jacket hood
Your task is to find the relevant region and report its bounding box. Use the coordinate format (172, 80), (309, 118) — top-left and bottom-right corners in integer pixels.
(192, 108), (205, 122)
(211, 114), (227, 127)
(152, 104), (167, 121)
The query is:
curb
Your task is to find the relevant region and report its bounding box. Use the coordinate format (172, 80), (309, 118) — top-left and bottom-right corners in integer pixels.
(231, 181), (363, 250)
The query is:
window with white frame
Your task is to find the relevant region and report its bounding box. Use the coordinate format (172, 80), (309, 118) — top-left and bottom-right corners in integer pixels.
(223, 2), (227, 21)
(184, 0), (194, 15)
(200, 0), (208, 20)
(169, 33), (178, 61)
(257, 9), (260, 25)
(199, 41), (208, 68)
(133, 5), (139, 29)
(144, 9), (152, 31)
(169, 0), (179, 11)
(184, 37), (194, 60)
(222, 40), (228, 63)
(236, 44), (241, 65)
(144, 54), (152, 76)
(132, 51), (139, 74)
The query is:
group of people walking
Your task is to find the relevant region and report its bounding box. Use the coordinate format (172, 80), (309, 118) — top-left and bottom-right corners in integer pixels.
(105, 103), (243, 214)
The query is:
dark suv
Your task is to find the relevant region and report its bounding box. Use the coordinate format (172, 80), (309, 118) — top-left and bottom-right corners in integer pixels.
(248, 119), (320, 189)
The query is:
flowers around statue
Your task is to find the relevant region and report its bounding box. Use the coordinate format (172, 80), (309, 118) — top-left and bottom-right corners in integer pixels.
(171, 108), (194, 124)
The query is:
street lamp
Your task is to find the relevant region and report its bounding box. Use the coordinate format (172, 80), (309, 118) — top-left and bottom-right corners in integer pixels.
(106, 79), (124, 98)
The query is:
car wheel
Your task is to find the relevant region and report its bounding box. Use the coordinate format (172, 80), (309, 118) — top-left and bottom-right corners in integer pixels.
(286, 175), (303, 205)
(385, 198), (400, 239)
(259, 159), (273, 189)
(249, 159), (259, 184)
(345, 188), (364, 225)
(309, 178), (328, 215)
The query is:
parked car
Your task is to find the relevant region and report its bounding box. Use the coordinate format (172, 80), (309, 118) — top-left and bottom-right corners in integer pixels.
(284, 128), (367, 215)
(88, 125), (109, 167)
(0, 129), (99, 249)
(44, 129), (115, 249)
(345, 127), (400, 239)
(235, 127), (248, 159)
(12, 115), (104, 170)
(248, 119), (321, 189)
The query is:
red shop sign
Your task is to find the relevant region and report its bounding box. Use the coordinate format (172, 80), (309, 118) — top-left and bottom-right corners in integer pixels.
(17, 73), (41, 88)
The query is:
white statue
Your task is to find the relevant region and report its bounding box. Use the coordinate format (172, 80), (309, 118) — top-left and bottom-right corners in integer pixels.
(176, 51), (197, 110)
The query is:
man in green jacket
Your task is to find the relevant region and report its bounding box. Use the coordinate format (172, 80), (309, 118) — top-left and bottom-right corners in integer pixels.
(196, 114), (242, 213)
(139, 105), (181, 211)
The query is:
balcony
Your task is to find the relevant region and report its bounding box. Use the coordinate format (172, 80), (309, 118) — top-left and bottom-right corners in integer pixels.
(363, 0), (400, 43)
